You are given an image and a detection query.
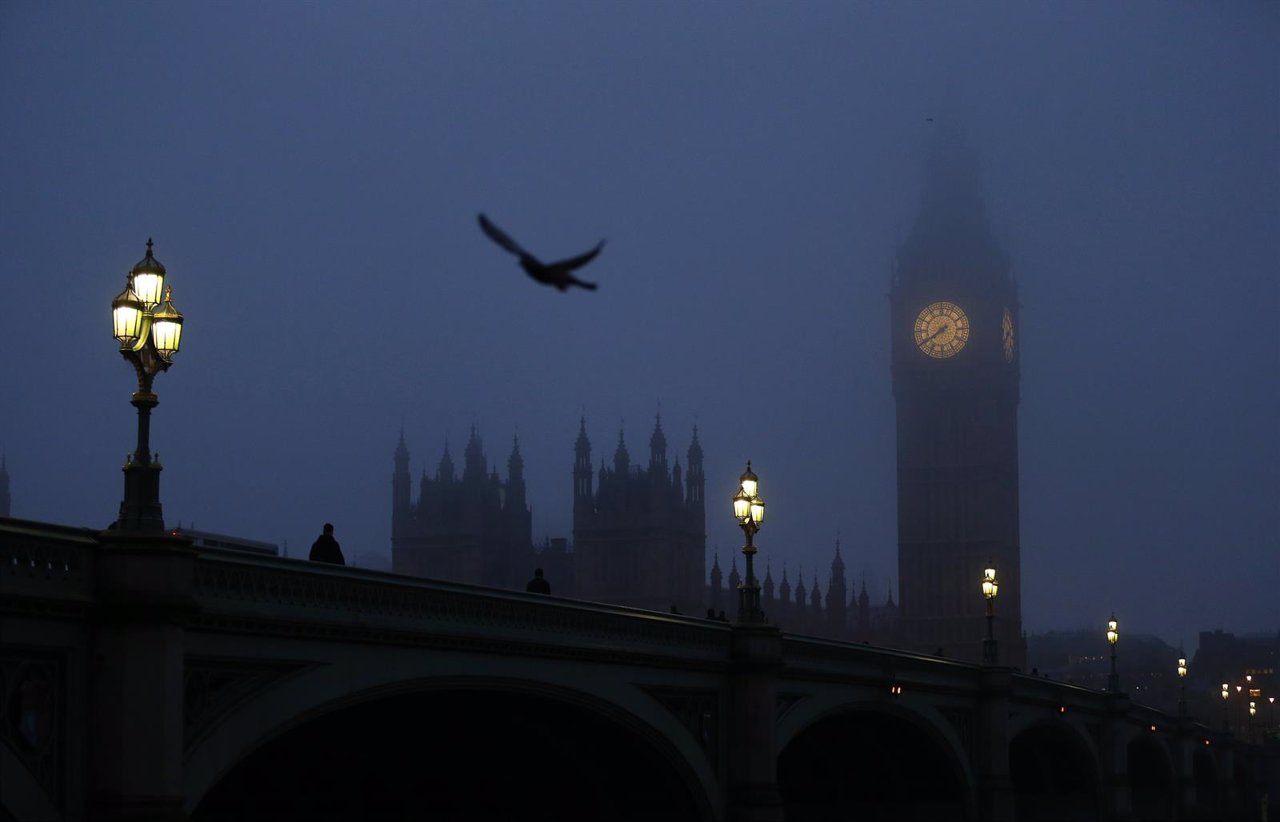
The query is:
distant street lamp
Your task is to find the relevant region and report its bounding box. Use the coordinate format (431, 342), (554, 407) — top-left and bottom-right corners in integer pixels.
(1221, 683), (1230, 731)
(110, 239), (185, 531)
(1269, 696), (1275, 729)
(1176, 649), (1187, 715)
(731, 461), (766, 623)
(1105, 613), (1119, 692)
(981, 563), (998, 664)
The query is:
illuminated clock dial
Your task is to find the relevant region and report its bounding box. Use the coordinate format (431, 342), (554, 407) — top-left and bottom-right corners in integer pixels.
(1002, 307), (1015, 362)
(914, 301), (970, 359)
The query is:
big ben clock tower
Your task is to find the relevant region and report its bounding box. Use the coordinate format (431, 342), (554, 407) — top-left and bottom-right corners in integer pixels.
(891, 128), (1025, 667)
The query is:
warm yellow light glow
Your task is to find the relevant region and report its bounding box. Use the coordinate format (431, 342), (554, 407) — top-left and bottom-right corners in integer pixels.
(1177, 658), (1187, 678)
(129, 239), (167, 309)
(982, 566), (998, 599)
(1249, 702), (1256, 717)
(749, 498), (764, 525)
(131, 272), (163, 309)
(1222, 684), (1229, 700)
(1106, 614), (1118, 645)
(112, 285), (144, 346)
(914, 301), (971, 359)
(733, 490), (750, 522)
(150, 286), (184, 360)
(739, 462), (758, 499)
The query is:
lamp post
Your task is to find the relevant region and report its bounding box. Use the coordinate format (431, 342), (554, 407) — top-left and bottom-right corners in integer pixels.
(110, 239), (185, 531)
(981, 563), (999, 664)
(1176, 649), (1187, 715)
(1105, 613), (1119, 692)
(731, 461), (766, 623)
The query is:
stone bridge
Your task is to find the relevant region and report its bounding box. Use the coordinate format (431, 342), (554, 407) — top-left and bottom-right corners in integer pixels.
(2, 518), (1275, 821)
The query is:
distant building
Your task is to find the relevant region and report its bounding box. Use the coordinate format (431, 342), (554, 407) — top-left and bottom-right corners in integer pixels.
(891, 126), (1025, 668)
(391, 427), (531, 589)
(169, 526), (278, 556)
(391, 416), (705, 614)
(572, 416), (705, 615)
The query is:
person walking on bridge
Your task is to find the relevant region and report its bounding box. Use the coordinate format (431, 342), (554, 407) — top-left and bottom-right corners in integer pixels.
(309, 523), (345, 565)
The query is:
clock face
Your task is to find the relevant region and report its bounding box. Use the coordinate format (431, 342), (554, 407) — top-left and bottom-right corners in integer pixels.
(914, 301), (970, 358)
(1002, 308), (1015, 362)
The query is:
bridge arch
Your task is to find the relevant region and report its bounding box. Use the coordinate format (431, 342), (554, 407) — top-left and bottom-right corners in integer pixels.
(185, 659), (718, 821)
(777, 701), (975, 821)
(1009, 717), (1103, 822)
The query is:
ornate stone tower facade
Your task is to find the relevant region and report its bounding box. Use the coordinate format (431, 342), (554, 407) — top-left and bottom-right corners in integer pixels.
(891, 129), (1025, 667)
(391, 427), (532, 589)
(573, 416), (705, 615)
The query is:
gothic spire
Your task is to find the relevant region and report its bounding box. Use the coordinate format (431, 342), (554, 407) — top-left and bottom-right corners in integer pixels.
(437, 442), (455, 482)
(508, 435), (524, 481)
(613, 429), (630, 474)
(649, 413), (667, 470)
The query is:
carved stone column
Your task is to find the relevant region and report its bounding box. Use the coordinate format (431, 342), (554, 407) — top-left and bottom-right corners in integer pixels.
(726, 623), (784, 822)
(90, 530), (196, 822)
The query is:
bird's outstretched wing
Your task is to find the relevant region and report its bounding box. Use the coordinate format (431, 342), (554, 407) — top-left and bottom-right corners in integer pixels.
(478, 213), (529, 258)
(553, 240), (606, 272)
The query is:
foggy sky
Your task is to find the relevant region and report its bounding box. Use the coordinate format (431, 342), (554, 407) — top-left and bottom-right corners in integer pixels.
(1, 2), (1275, 653)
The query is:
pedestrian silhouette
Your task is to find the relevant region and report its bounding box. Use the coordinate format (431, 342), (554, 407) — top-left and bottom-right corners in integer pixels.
(309, 523), (345, 565)
(526, 567), (551, 594)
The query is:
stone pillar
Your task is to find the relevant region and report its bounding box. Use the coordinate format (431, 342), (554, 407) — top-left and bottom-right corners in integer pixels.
(976, 667), (1015, 821)
(1101, 694), (1132, 822)
(1171, 720), (1197, 819)
(726, 623), (784, 822)
(90, 531), (196, 822)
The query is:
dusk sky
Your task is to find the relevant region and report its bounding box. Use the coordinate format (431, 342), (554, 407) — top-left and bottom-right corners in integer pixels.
(1, 2), (1275, 652)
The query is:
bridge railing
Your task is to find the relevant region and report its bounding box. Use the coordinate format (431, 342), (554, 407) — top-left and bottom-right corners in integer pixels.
(192, 545), (733, 665)
(0, 517), (98, 611)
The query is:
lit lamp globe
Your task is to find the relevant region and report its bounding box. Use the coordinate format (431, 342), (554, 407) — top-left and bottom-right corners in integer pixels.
(112, 284), (145, 347)
(1106, 615), (1119, 646)
(129, 240), (167, 310)
(150, 287), (184, 360)
(739, 463), (758, 499)
(982, 566), (998, 599)
(1221, 684), (1229, 700)
(749, 496), (765, 526)
(1250, 702), (1257, 717)
(1177, 657), (1187, 679)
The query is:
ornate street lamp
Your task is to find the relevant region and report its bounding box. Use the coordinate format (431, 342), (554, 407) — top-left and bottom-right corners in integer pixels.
(981, 563), (998, 664)
(1105, 613), (1119, 692)
(731, 461), (765, 623)
(1176, 649), (1188, 715)
(110, 239), (185, 531)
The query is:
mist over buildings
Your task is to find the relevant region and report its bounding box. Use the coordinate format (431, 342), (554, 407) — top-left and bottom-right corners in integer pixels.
(1, 2), (1275, 651)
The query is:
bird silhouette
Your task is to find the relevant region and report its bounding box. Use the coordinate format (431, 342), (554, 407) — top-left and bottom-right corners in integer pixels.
(478, 213), (603, 291)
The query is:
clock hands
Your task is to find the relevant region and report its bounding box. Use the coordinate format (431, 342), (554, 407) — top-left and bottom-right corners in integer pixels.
(924, 323), (950, 344)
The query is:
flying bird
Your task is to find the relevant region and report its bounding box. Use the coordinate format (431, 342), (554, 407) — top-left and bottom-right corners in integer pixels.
(478, 213), (604, 291)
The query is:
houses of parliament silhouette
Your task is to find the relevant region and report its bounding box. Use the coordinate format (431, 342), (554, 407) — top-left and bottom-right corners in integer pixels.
(391, 129), (1025, 663)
